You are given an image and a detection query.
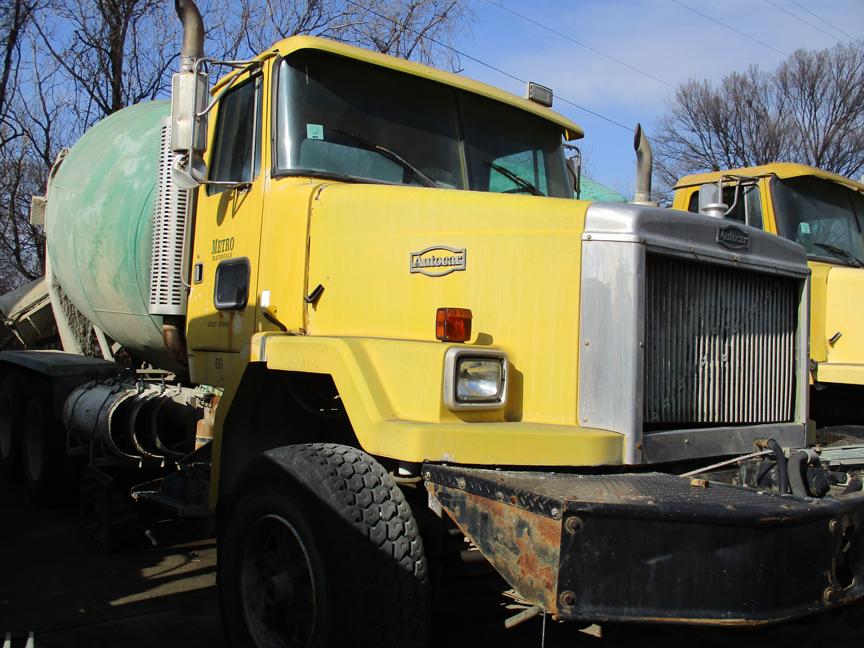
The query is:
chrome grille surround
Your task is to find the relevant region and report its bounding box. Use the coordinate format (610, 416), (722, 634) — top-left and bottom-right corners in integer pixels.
(578, 203), (810, 465)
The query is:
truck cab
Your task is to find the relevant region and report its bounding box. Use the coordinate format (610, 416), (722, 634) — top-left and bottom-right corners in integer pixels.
(673, 163), (864, 424)
(186, 37), (580, 392)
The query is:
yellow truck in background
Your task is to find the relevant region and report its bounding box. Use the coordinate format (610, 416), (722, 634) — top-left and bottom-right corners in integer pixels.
(1, 2), (864, 645)
(673, 164), (864, 430)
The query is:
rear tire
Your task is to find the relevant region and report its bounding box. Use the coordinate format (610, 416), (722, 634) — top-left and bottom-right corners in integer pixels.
(0, 375), (25, 481)
(219, 443), (430, 648)
(22, 393), (69, 503)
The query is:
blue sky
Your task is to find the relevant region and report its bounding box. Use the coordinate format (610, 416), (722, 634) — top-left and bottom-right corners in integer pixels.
(454, 0), (864, 197)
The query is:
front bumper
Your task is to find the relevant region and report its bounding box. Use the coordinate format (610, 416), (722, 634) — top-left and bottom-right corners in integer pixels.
(424, 464), (864, 625)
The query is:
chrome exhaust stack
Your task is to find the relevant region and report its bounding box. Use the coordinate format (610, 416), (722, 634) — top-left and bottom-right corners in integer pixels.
(632, 123), (657, 207)
(175, 0), (204, 72)
(171, 0), (209, 189)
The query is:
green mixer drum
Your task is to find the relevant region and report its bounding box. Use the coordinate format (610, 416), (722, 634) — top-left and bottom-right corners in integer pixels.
(46, 100), (182, 373)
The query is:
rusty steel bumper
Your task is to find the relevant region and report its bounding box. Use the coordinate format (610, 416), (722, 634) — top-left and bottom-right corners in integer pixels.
(423, 465), (864, 625)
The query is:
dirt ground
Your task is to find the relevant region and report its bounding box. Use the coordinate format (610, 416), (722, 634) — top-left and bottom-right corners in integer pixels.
(1, 481), (862, 648)
(0, 482), (222, 648)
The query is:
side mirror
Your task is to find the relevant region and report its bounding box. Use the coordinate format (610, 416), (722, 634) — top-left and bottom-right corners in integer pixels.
(564, 145), (581, 199)
(170, 67), (209, 188)
(698, 182), (728, 217)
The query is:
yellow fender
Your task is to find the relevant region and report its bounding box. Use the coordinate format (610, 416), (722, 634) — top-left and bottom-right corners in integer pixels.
(250, 333), (623, 465)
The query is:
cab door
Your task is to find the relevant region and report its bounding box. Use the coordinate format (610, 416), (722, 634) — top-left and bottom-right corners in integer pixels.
(186, 65), (269, 387)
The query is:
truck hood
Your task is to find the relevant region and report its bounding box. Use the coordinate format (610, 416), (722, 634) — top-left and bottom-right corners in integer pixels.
(305, 183), (590, 426)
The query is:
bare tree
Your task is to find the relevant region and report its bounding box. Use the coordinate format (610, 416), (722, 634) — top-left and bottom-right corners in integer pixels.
(1, 1), (42, 144)
(33, 0), (469, 127)
(33, 0), (178, 127)
(204, 0), (468, 68)
(0, 0), (471, 290)
(0, 141), (46, 285)
(0, 3), (49, 289)
(357, 0), (465, 65)
(654, 41), (864, 196)
(776, 44), (864, 178)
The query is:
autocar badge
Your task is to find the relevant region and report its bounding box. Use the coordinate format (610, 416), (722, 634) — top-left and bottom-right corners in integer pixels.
(410, 246), (466, 277)
(716, 225), (750, 250)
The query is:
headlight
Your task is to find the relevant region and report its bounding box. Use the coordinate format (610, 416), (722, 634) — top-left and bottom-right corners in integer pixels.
(456, 358), (504, 401)
(443, 347), (508, 410)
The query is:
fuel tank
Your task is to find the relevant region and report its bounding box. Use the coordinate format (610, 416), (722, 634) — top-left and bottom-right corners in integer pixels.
(45, 101), (184, 374)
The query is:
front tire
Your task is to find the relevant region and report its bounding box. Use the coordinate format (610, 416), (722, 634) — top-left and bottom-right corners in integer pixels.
(219, 443), (430, 648)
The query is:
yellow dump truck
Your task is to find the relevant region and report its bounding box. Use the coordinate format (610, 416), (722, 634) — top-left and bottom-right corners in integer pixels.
(1, 2), (864, 645)
(673, 163), (864, 429)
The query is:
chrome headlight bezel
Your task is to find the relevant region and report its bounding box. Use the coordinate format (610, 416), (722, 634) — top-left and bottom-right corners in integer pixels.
(443, 347), (508, 411)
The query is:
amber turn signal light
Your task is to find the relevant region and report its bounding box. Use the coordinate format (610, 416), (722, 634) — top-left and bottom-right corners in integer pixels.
(436, 308), (472, 342)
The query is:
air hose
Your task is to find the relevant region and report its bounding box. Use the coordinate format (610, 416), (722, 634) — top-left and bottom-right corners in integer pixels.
(766, 439), (791, 495)
(787, 450), (810, 497)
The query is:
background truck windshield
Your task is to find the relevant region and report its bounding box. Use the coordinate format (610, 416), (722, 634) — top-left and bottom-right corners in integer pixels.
(274, 50), (571, 198)
(772, 176), (864, 265)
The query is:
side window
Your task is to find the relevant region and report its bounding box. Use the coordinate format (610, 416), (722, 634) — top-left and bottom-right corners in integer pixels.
(744, 185), (763, 229)
(209, 76), (263, 192)
(214, 258), (251, 311)
(687, 190), (699, 213)
(721, 186), (746, 223)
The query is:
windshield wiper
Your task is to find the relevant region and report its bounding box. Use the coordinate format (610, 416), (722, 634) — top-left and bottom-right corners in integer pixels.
(334, 129), (438, 188)
(484, 160), (543, 196)
(813, 242), (864, 268)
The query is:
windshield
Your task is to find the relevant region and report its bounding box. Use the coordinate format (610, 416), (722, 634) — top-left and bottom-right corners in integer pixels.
(274, 51), (571, 197)
(771, 176), (864, 266)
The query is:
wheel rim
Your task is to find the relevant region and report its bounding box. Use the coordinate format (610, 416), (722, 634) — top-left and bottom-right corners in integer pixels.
(25, 402), (44, 482)
(240, 514), (318, 648)
(0, 397), (12, 460)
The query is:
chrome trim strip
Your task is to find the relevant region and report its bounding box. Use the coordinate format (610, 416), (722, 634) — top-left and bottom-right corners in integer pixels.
(797, 274), (812, 442)
(577, 239), (644, 463)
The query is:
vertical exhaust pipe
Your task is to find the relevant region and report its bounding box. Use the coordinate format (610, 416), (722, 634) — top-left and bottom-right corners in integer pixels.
(175, 0), (204, 72)
(171, 0), (208, 173)
(158, 0), (206, 367)
(632, 123), (656, 207)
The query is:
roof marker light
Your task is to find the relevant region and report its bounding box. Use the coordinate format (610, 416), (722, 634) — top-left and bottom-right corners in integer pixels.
(526, 82), (553, 107)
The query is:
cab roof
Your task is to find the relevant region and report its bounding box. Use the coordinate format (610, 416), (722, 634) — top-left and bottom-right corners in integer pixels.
(674, 162), (864, 193)
(215, 35), (584, 141)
